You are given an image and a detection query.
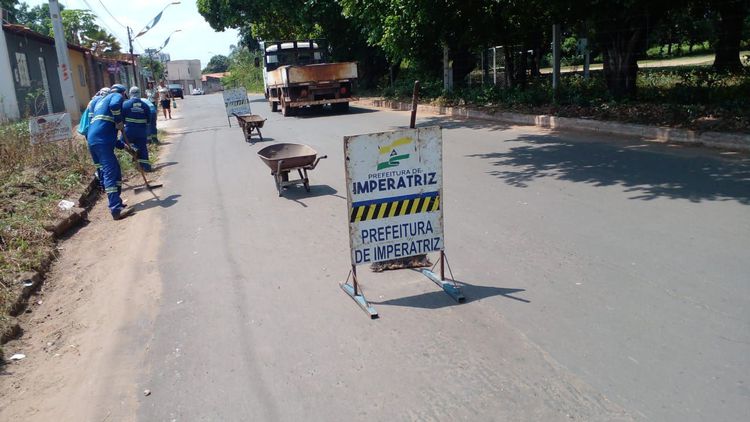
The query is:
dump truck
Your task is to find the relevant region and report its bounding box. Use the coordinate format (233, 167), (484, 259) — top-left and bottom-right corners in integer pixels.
(258, 40), (358, 116)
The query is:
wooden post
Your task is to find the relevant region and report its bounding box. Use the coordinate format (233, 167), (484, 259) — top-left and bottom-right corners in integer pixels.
(410, 80), (420, 129)
(552, 23), (561, 101)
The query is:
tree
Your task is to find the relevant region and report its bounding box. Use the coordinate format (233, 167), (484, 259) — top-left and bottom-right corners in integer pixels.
(57, 9), (98, 45)
(1, 0), (20, 21)
(9, 3), (50, 33)
(83, 28), (122, 55)
(203, 54), (230, 73)
(141, 55), (165, 80)
(197, 0), (389, 87)
(711, 0), (748, 72)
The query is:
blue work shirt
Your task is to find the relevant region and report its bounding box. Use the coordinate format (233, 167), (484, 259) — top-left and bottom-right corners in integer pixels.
(123, 97), (151, 140)
(87, 93), (124, 146)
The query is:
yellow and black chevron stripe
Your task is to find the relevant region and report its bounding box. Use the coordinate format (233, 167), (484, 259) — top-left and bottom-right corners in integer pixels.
(350, 192), (440, 223)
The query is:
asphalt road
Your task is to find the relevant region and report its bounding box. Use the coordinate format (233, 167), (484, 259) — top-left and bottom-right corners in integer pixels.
(136, 93), (749, 421)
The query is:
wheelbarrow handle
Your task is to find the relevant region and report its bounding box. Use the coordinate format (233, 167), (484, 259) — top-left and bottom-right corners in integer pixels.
(310, 155), (327, 170)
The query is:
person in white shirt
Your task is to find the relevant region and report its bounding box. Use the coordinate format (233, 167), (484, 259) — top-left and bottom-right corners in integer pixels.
(157, 81), (172, 119)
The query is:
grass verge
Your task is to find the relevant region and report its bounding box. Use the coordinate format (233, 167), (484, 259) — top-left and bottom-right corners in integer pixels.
(379, 66), (750, 133)
(0, 121), (162, 357)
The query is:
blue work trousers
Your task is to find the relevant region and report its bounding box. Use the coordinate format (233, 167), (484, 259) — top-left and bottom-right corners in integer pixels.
(87, 144), (105, 191)
(88, 143), (125, 215)
(131, 137), (151, 171)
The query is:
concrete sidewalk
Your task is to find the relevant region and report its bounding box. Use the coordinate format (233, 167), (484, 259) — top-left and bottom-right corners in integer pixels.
(356, 98), (750, 153)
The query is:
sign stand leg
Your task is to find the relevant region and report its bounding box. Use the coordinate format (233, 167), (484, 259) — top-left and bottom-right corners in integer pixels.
(421, 251), (465, 303)
(340, 266), (378, 319)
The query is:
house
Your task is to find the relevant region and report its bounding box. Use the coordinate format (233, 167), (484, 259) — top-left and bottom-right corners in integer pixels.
(167, 59), (202, 92)
(0, 23), (145, 122)
(1, 23), (68, 118)
(201, 72), (228, 94)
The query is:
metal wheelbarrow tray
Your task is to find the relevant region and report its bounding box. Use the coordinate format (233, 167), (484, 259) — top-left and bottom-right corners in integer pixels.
(257, 143), (327, 196)
(233, 113), (266, 143)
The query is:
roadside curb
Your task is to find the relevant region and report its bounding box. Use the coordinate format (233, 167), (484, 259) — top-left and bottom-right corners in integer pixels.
(1, 177), (98, 353)
(356, 98), (750, 153)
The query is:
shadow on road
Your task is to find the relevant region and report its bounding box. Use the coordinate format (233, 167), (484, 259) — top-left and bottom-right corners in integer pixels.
(468, 133), (750, 204)
(168, 125), (229, 136)
(281, 185), (341, 207)
(293, 106), (378, 119)
(246, 137), (275, 144)
(132, 194), (181, 212)
(417, 116), (513, 132)
(152, 161), (178, 171)
(372, 279), (528, 310)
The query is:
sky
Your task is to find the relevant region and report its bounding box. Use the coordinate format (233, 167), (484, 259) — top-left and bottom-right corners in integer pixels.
(22, 0), (239, 66)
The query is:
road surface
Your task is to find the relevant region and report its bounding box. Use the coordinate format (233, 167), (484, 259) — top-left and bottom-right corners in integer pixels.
(3, 93), (749, 421)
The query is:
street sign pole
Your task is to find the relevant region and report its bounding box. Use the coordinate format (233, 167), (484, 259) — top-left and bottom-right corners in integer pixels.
(48, 0), (80, 120)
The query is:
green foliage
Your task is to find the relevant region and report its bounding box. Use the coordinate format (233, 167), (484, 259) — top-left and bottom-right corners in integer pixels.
(8, 3), (121, 54)
(222, 48), (264, 93)
(141, 56), (165, 80)
(203, 55), (230, 73)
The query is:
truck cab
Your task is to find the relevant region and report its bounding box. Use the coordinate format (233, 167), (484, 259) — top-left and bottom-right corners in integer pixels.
(259, 40), (358, 116)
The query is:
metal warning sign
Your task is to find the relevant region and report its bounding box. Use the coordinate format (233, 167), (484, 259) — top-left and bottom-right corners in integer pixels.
(345, 126), (443, 266)
(222, 87), (251, 116)
(28, 112), (72, 144)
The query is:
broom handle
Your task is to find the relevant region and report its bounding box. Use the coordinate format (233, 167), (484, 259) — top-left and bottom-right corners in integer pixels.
(120, 128), (150, 187)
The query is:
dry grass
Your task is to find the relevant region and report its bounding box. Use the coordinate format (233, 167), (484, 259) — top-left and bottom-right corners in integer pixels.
(0, 120), (164, 355)
(0, 121), (93, 352)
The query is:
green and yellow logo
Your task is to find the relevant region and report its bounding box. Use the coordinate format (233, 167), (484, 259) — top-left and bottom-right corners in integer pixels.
(377, 137), (412, 170)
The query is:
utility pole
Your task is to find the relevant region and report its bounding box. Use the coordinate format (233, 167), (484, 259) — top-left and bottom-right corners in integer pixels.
(552, 23), (561, 101)
(48, 0), (80, 119)
(443, 44), (453, 92)
(127, 26), (139, 88)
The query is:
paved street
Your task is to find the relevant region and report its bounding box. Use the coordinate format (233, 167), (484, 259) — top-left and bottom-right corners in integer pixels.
(4, 92), (746, 421)
(123, 93), (749, 421)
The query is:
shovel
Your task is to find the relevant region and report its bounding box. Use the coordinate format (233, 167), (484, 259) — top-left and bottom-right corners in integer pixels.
(120, 129), (163, 191)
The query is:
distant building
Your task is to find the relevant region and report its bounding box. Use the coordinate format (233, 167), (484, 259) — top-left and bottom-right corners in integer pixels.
(166, 59), (201, 92)
(201, 72), (228, 94)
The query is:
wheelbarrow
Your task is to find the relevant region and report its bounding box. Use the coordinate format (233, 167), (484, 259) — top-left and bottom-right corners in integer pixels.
(257, 143), (327, 196)
(233, 113), (266, 143)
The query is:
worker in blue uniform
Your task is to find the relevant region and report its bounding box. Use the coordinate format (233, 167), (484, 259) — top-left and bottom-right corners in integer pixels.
(85, 87), (110, 192)
(140, 97), (159, 144)
(87, 84), (134, 220)
(122, 86), (152, 171)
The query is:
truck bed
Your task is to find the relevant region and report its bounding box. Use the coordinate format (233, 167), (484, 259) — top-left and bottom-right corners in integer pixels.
(267, 62), (358, 86)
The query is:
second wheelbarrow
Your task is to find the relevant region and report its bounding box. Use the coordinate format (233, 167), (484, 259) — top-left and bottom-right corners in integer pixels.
(233, 113), (266, 142)
(257, 143), (327, 196)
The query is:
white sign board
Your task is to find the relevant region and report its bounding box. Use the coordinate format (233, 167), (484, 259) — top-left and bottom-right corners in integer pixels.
(223, 87), (251, 116)
(345, 126), (444, 266)
(28, 112), (72, 144)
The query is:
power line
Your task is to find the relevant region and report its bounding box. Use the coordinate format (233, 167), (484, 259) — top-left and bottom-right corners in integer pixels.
(76, 0), (129, 48)
(97, 0), (127, 30)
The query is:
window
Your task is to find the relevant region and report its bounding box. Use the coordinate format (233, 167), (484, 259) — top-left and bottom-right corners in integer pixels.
(15, 52), (30, 87)
(78, 65), (86, 87)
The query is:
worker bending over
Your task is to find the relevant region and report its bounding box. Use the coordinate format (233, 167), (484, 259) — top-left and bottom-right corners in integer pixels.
(85, 87), (110, 191)
(87, 84), (134, 220)
(122, 86), (153, 171)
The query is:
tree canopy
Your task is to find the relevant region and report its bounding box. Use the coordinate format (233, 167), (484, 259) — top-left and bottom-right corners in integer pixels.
(5, 2), (122, 55)
(196, 0), (748, 98)
(203, 54), (230, 73)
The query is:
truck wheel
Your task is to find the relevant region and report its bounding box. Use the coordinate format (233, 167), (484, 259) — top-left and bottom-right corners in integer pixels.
(271, 101), (279, 112)
(282, 103), (295, 117)
(332, 102), (349, 113)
